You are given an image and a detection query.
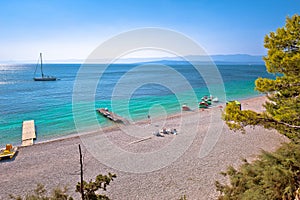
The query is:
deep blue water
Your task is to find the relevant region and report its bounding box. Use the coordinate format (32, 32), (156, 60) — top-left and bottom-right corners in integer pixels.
(0, 62), (273, 146)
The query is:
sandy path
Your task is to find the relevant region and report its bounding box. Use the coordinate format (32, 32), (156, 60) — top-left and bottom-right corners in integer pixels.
(0, 96), (289, 199)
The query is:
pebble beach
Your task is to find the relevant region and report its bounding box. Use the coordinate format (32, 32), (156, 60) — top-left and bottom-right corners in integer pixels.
(0, 96), (289, 199)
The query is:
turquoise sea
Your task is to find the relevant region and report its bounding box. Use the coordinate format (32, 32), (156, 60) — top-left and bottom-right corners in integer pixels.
(0, 62), (273, 146)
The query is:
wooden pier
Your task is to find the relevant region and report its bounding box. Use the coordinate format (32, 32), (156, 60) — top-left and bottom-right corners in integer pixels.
(22, 120), (36, 146)
(96, 108), (129, 124)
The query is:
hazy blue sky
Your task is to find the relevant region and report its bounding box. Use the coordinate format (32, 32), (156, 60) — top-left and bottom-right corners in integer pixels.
(0, 0), (299, 61)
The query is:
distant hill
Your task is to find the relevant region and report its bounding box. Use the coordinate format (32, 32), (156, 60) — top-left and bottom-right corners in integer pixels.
(210, 54), (264, 64)
(181, 54), (264, 64)
(134, 54), (265, 65)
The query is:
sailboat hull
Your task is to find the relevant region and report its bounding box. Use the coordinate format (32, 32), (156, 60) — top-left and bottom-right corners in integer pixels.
(33, 77), (57, 81)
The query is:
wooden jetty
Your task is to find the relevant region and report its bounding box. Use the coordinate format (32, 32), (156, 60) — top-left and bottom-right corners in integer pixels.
(22, 120), (36, 146)
(96, 108), (128, 124)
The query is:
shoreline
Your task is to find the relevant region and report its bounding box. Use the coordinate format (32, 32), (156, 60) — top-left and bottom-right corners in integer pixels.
(0, 94), (289, 200)
(19, 94), (266, 149)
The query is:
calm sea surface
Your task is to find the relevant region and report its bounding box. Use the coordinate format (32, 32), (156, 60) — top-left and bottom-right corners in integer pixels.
(0, 62), (272, 146)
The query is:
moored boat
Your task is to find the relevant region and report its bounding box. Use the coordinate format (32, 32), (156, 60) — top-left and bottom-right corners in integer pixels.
(0, 144), (18, 160)
(33, 53), (57, 81)
(34, 76), (57, 81)
(206, 99), (212, 105)
(199, 101), (209, 109)
(182, 104), (191, 111)
(201, 95), (218, 104)
(212, 97), (219, 102)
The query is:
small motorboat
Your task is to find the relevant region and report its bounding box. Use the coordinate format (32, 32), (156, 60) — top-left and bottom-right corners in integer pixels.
(212, 97), (219, 102)
(199, 101), (209, 109)
(0, 144), (18, 160)
(202, 95), (218, 104)
(182, 104), (191, 111)
(206, 99), (212, 105)
(201, 95), (209, 101)
(201, 95), (212, 105)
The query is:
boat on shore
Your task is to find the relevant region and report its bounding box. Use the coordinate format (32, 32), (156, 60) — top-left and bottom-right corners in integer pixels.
(199, 101), (209, 109)
(200, 95), (219, 108)
(33, 53), (57, 81)
(0, 144), (18, 160)
(212, 97), (219, 102)
(202, 95), (219, 102)
(182, 104), (191, 111)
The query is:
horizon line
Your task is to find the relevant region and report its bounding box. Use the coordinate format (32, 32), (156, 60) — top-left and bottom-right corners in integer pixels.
(0, 54), (265, 64)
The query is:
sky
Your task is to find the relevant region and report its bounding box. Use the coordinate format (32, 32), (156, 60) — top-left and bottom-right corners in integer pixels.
(0, 0), (299, 62)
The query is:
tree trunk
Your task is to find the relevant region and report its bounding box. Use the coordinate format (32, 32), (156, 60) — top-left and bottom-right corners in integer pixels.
(79, 144), (85, 200)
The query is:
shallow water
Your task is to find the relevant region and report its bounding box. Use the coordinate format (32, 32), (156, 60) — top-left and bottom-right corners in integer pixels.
(0, 62), (272, 146)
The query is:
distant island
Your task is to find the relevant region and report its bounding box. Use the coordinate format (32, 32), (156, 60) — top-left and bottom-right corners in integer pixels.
(133, 54), (264, 65)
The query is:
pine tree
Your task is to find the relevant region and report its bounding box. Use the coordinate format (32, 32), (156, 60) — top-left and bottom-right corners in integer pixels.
(223, 14), (300, 139)
(216, 141), (300, 199)
(75, 173), (116, 200)
(217, 14), (300, 199)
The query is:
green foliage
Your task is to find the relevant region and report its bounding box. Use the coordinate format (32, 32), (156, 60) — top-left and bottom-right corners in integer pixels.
(219, 14), (300, 200)
(9, 184), (74, 200)
(223, 102), (261, 133)
(216, 141), (300, 200)
(223, 14), (300, 139)
(76, 173), (116, 200)
(9, 172), (116, 200)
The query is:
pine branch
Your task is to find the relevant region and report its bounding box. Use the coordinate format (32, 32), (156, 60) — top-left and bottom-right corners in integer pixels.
(260, 116), (300, 129)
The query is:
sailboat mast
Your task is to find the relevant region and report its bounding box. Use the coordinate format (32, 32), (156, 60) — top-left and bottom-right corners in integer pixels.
(40, 53), (44, 77)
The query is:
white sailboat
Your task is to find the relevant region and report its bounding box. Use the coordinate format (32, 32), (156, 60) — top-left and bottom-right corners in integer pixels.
(33, 53), (57, 81)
